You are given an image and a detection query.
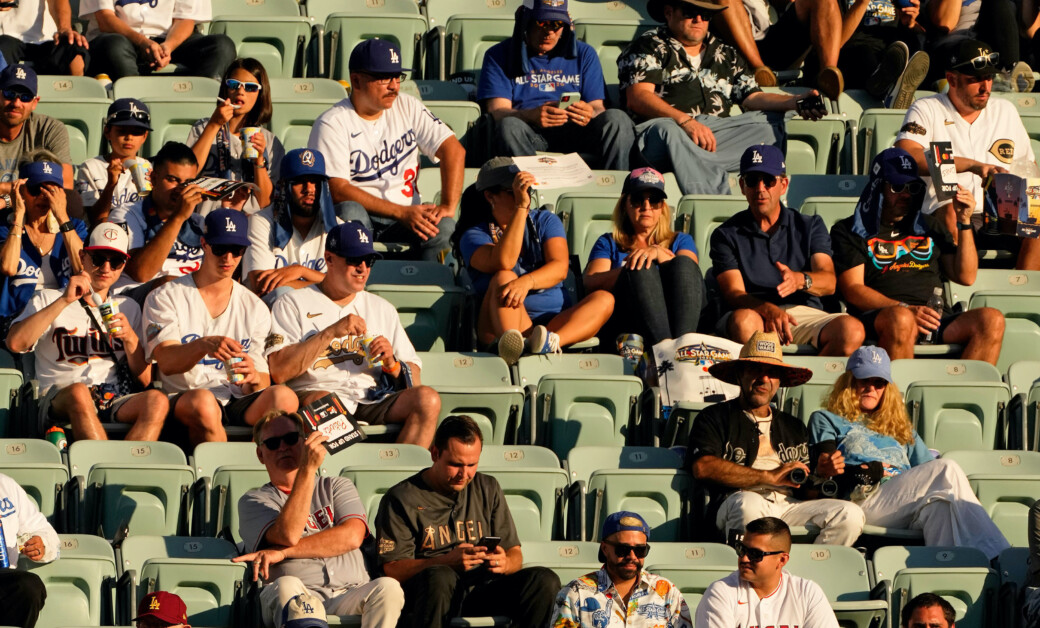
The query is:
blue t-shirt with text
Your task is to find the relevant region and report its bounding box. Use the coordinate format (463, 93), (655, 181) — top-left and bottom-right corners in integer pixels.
(477, 39), (606, 110)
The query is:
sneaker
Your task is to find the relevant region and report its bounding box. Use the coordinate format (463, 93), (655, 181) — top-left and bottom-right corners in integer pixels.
(527, 325), (561, 355)
(817, 66), (844, 101)
(866, 41), (909, 99)
(884, 50), (929, 109)
(1011, 61), (1036, 93)
(754, 66), (777, 88)
(497, 329), (524, 365)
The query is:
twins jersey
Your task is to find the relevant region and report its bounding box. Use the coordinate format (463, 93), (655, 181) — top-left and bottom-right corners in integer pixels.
(552, 568), (692, 628)
(0, 473), (60, 564)
(80, 0), (211, 39)
(0, 0), (58, 44)
(242, 206), (336, 276)
(12, 289), (141, 396)
(76, 156), (142, 218)
(695, 571), (839, 628)
(238, 476), (371, 599)
(110, 202), (205, 280)
(265, 286), (420, 413)
(896, 94), (1034, 215)
(143, 275), (271, 403)
(307, 93), (453, 207)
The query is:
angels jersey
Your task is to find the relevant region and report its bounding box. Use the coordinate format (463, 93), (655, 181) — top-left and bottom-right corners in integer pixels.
(307, 93), (453, 207)
(695, 571), (839, 628)
(265, 285), (420, 412)
(76, 156), (142, 218)
(242, 206), (338, 276)
(12, 289), (142, 396)
(143, 274), (271, 403)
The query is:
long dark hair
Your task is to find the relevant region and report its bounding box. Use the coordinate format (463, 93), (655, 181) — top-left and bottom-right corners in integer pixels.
(220, 57), (273, 127)
(451, 183), (544, 270)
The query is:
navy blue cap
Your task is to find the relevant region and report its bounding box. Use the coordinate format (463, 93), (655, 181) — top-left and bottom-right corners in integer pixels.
(349, 39), (403, 75)
(740, 144), (786, 176)
(19, 161), (62, 187)
(846, 345), (893, 383)
(601, 511), (651, 540)
(872, 147), (922, 186)
(326, 221), (381, 259)
(622, 167), (666, 197)
(204, 208), (250, 247)
(525, 0), (571, 23)
(281, 148), (328, 181)
(105, 98), (152, 131)
(0, 64), (37, 97)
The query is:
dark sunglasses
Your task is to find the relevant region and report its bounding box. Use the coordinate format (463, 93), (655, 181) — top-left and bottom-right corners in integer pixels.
(344, 255), (378, 268)
(888, 181), (924, 195)
(736, 541), (786, 563)
(262, 431), (301, 451)
(741, 173), (779, 189)
(89, 252), (127, 269)
(105, 108), (150, 126)
(26, 184), (51, 196)
(225, 78), (262, 93)
(628, 192), (666, 206)
(679, 4), (714, 20)
(210, 244), (247, 257)
(605, 541), (651, 558)
(2, 88), (33, 103)
(952, 51), (999, 72)
(534, 19), (567, 30)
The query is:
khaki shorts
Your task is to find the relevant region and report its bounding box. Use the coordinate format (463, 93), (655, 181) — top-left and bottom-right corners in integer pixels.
(717, 305), (847, 347)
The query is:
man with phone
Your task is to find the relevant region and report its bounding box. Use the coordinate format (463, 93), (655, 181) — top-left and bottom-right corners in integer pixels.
(476, 0), (635, 169)
(551, 511), (692, 627)
(375, 415), (561, 628)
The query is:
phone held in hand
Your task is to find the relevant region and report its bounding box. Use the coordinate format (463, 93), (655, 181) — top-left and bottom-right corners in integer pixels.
(478, 536), (501, 553)
(558, 92), (581, 109)
(796, 93), (826, 116)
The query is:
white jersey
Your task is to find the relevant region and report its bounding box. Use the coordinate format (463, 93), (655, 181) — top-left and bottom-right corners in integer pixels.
(308, 93), (454, 207)
(186, 120), (284, 216)
(76, 156), (142, 218)
(80, 0), (210, 39)
(265, 286), (420, 412)
(0, 0), (58, 45)
(110, 201), (205, 281)
(896, 93), (1035, 215)
(143, 274), (271, 403)
(11, 289), (142, 396)
(242, 206), (338, 277)
(695, 571), (839, 628)
(0, 473), (60, 563)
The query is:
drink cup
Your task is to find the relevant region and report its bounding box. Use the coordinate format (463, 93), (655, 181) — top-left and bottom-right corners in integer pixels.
(225, 357), (244, 384)
(616, 333), (644, 366)
(241, 127), (262, 160)
(362, 334), (383, 368)
(125, 157), (152, 195)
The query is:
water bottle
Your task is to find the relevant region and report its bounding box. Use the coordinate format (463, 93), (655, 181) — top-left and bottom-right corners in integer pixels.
(920, 287), (945, 344)
(45, 426), (67, 453)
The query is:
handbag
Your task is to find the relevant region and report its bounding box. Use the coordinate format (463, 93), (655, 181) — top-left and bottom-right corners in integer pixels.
(79, 299), (143, 411)
(650, 332), (744, 406)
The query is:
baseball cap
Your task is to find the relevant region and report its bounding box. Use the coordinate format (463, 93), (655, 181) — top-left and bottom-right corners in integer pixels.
(281, 592), (329, 628)
(846, 345), (893, 383)
(326, 221), (381, 259)
(349, 39), (403, 75)
(871, 147), (922, 186)
(739, 144), (786, 177)
(84, 222), (130, 257)
(947, 39), (999, 77)
(648, 0), (727, 23)
(105, 98), (152, 131)
(19, 161), (63, 188)
(475, 156), (519, 191)
(0, 64), (37, 97)
(621, 167), (667, 197)
(525, 0), (571, 23)
(204, 208), (250, 247)
(281, 148), (328, 181)
(601, 511), (651, 540)
(132, 591), (189, 626)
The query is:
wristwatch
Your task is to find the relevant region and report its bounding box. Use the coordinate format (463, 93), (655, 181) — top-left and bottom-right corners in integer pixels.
(59, 221), (76, 233)
(957, 222), (973, 230)
(0, 193), (11, 209)
(802, 272), (813, 291)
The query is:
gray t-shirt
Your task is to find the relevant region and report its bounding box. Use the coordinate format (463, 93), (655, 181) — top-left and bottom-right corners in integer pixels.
(239, 476), (371, 599)
(0, 114), (71, 182)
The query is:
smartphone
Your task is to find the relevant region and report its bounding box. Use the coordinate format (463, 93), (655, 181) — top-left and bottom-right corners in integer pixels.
(558, 92), (581, 109)
(894, 0), (913, 8)
(478, 536), (501, 553)
(796, 93), (826, 114)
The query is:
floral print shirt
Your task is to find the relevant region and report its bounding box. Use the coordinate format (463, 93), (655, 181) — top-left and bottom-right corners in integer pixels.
(617, 26), (760, 120)
(551, 567), (692, 628)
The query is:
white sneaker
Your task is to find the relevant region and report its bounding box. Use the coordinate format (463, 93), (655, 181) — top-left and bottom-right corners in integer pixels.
(884, 50), (929, 109)
(497, 329), (524, 365)
(1011, 61), (1036, 93)
(527, 325), (561, 355)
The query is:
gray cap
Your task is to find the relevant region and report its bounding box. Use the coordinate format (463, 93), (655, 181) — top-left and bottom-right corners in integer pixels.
(476, 156), (519, 191)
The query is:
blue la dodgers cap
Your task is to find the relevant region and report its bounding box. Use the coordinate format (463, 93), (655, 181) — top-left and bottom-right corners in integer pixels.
(740, 144), (786, 177)
(326, 221), (382, 259)
(349, 39), (403, 75)
(20, 161), (63, 187)
(846, 345), (893, 383)
(0, 64), (37, 96)
(204, 208), (250, 247)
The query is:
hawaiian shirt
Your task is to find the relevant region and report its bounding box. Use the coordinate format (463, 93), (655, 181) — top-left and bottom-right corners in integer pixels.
(551, 567), (692, 628)
(617, 27), (760, 120)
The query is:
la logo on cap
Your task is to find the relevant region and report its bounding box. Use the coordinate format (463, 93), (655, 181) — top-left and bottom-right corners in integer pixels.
(149, 597), (161, 611)
(42, 163), (52, 174)
(300, 150), (315, 167)
(751, 150), (763, 163)
(225, 217), (237, 232)
(15, 67), (25, 79)
(389, 48), (399, 64)
(899, 156), (912, 170)
(870, 349), (882, 364)
(129, 101), (144, 115)
(357, 228), (369, 243)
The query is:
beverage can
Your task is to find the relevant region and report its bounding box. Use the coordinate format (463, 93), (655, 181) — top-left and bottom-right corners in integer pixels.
(224, 357), (244, 384)
(241, 127), (262, 160)
(95, 73), (113, 96)
(45, 426), (67, 452)
(616, 333), (644, 366)
(99, 299), (121, 334)
(0, 518), (9, 569)
(124, 157), (153, 195)
(362, 334), (383, 368)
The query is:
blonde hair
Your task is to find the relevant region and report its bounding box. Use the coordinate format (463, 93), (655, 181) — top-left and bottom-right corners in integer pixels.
(252, 409), (309, 446)
(611, 193), (677, 252)
(823, 372), (914, 445)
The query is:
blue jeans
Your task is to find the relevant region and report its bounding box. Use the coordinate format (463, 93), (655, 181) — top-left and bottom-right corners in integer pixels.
(612, 255), (705, 345)
(493, 108), (635, 170)
(337, 201), (455, 263)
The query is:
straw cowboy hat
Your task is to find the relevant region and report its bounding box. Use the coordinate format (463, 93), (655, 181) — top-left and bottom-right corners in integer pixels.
(707, 331), (813, 387)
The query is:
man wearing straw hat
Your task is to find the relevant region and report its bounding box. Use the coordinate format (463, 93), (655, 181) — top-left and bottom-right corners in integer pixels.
(685, 331), (865, 545)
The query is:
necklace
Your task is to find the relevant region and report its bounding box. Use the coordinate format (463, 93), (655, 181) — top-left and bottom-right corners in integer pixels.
(23, 224), (53, 254)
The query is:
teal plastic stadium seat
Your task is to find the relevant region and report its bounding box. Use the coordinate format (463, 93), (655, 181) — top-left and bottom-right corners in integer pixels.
(991, 92), (1040, 114)
(211, 0), (301, 16)
(555, 192), (626, 268)
(785, 116), (847, 175)
(324, 14), (428, 81)
(68, 440), (195, 539)
(425, 0), (521, 28)
(113, 76), (220, 101)
(305, 0), (419, 23)
(135, 93), (224, 155)
(996, 318), (1040, 375)
(565, 445), (682, 486)
(0, 438), (68, 524)
(872, 546), (997, 628)
(573, 19), (654, 86)
(443, 14), (515, 76)
(366, 261), (467, 351)
(947, 271), (1040, 311)
(479, 444), (560, 469)
(856, 108), (908, 170)
(322, 442), (431, 477)
(415, 352), (524, 445)
(190, 442), (268, 539)
(411, 79), (469, 100)
(676, 194), (748, 264)
(969, 291), (1040, 328)
(19, 534), (117, 626)
(480, 465), (569, 541)
(535, 374), (643, 460)
(568, 0), (652, 20)
(426, 100), (482, 140)
(943, 450), (1040, 547)
(268, 77), (347, 152)
(340, 466), (425, 533)
(786, 174), (867, 211)
(36, 99), (108, 166)
(889, 358), (1002, 391)
(799, 196), (857, 233)
(903, 379), (1010, 453)
(520, 540), (602, 583)
(644, 556), (735, 610)
(209, 16), (312, 78)
(996, 546), (1029, 626)
(785, 545), (888, 628)
(516, 353), (629, 387)
(0, 358), (24, 437)
(585, 469), (692, 541)
(781, 356), (849, 425)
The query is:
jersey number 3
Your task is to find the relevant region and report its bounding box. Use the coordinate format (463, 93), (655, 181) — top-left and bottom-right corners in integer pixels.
(402, 168), (416, 199)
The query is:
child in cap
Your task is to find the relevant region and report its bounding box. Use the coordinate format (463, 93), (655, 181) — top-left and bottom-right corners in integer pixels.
(76, 97), (152, 225)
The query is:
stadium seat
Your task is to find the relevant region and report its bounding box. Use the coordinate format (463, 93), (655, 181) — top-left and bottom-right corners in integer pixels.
(268, 77), (346, 152)
(479, 444), (560, 468)
(785, 174), (867, 212)
(323, 13), (429, 81)
(943, 449), (1040, 547)
(780, 355), (849, 425)
(0, 348), (22, 437)
(339, 465), (424, 534)
(890, 358), (1003, 390)
(675, 194), (748, 264)
(0, 438), (68, 526)
(644, 542), (737, 610)
(535, 372), (643, 460)
(856, 108), (909, 171)
(417, 165), (478, 207)
(209, 16), (313, 78)
(564, 445), (682, 486)
(113, 77), (222, 155)
(410, 79), (469, 100)
(67, 440), (195, 539)
(1007, 360), (1040, 449)
(116, 535), (245, 628)
(568, 0), (651, 20)
(189, 441), (267, 539)
(304, 0), (420, 23)
(785, 544), (888, 628)
(19, 534), (118, 626)
(555, 192), (619, 268)
(321, 442), (431, 477)
(441, 14), (515, 79)
(37, 75), (111, 166)
(425, 100), (482, 140)
(996, 318), (1040, 375)
(991, 92), (1040, 114)
(480, 462), (570, 542)
(366, 260), (468, 351)
(996, 546), (1030, 627)
(785, 115), (847, 175)
(581, 469), (692, 541)
(425, 0), (521, 28)
(947, 270), (1040, 308)
(872, 545), (998, 628)
(799, 196), (857, 233)
(573, 19), (654, 88)
(211, 0), (301, 16)
(519, 540), (602, 584)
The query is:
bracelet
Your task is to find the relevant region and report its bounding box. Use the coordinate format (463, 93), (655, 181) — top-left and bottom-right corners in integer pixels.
(255, 160), (267, 169)
(59, 221), (76, 233)
(957, 222), (973, 231)
(679, 116), (694, 128)
(382, 361), (402, 377)
(1, 194), (11, 209)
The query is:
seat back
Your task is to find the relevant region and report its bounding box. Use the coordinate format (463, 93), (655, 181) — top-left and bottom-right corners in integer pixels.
(786, 544), (874, 601)
(554, 192), (622, 268)
(268, 77), (347, 152)
(209, 16), (313, 78)
(443, 14), (515, 76)
(516, 353), (628, 388)
(585, 469), (691, 541)
(857, 108), (909, 169)
(366, 261), (467, 351)
(425, 0), (522, 28)
(781, 356), (849, 425)
(37, 76), (111, 165)
(535, 375), (643, 460)
(943, 450), (1040, 546)
(785, 116), (847, 175)
(479, 445), (561, 469)
(20, 534), (117, 626)
(0, 438), (67, 522)
(565, 445), (683, 486)
(785, 174), (867, 212)
(799, 196), (857, 233)
(191, 442), (260, 482)
(645, 551), (736, 610)
(903, 381), (1010, 453)
(572, 19), (654, 86)
(208, 466), (272, 543)
(996, 318), (1040, 374)
(947, 269), (1040, 310)
(324, 13), (429, 81)
(340, 466), (425, 533)
(676, 194), (747, 263)
(306, 0), (419, 21)
(890, 359), (1003, 390)
(212, 0), (302, 16)
(0, 352), (22, 437)
(480, 466), (570, 541)
(322, 442), (432, 476)
(968, 291), (1040, 329)
(425, 100), (482, 141)
(520, 540), (602, 584)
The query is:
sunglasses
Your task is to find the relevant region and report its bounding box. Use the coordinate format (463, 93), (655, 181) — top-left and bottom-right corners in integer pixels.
(2, 88), (33, 103)
(361, 72), (406, 85)
(89, 252), (127, 269)
(628, 192), (666, 206)
(888, 181), (924, 195)
(210, 244), (247, 257)
(679, 4), (714, 20)
(105, 108), (150, 126)
(534, 19), (568, 30)
(344, 255), (378, 268)
(736, 541), (786, 563)
(952, 51), (999, 72)
(741, 173), (780, 189)
(261, 431), (301, 451)
(225, 79), (262, 93)
(25, 184), (53, 196)
(855, 377), (888, 390)
(605, 541), (651, 558)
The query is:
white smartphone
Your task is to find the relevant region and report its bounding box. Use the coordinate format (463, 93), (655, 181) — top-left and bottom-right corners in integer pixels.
(558, 92), (581, 109)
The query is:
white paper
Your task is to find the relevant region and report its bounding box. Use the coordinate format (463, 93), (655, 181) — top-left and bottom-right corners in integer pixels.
(510, 153), (594, 189)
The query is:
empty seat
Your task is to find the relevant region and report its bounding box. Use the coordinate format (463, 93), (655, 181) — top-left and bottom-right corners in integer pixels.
(366, 260), (468, 351)
(947, 270), (1040, 310)
(785, 174), (868, 211)
(268, 77), (346, 152)
(209, 16), (313, 79)
(323, 13), (428, 80)
(37, 75), (111, 166)
(321, 442), (431, 477)
(0, 348), (22, 437)
(995, 318), (1040, 375)
(20, 534), (118, 626)
(645, 543), (737, 609)
(568, 0), (652, 20)
(565, 445), (682, 486)
(425, 0), (521, 29)
(572, 19), (653, 87)
(442, 14), (514, 78)
(535, 372), (643, 460)
(0, 438), (68, 525)
(674, 194), (748, 264)
(520, 540), (602, 583)
(189, 441), (267, 539)
(582, 469), (692, 541)
(943, 449), (1040, 546)
(857, 108), (908, 171)
(480, 463), (569, 541)
(799, 196), (857, 233)
(304, 0), (419, 23)
(785, 544), (888, 628)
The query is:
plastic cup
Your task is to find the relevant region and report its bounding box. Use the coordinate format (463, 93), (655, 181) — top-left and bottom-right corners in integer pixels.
(241, 127), (262, 160)
(124, 157), (152, 195)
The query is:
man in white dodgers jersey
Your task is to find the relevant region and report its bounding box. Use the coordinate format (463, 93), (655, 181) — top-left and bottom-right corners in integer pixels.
(7, 221), (170, 440)
(309, 39), (465, 263)
(144, 208), (299, 444)
(695, 517), (839, 628)
(244, 147), (341, 306)
(266, 221), (439, 448)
